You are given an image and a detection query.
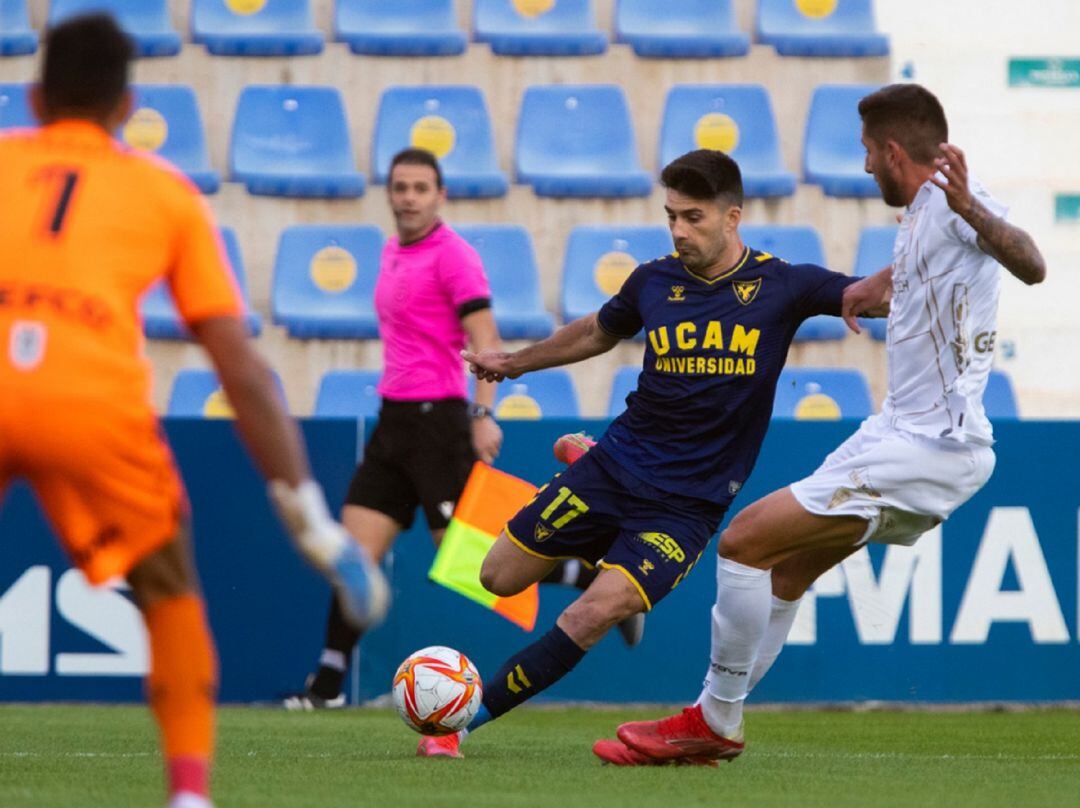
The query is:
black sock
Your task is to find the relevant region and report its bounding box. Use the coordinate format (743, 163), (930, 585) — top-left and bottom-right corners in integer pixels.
(479, 625), (586, 722)
(308, 595), (363, 700)
(540, 560), (598, 590)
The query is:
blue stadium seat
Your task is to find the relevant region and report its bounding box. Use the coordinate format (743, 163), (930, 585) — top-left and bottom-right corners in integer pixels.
(335, 0), (466, 56)
(230, 86), (365, 198)
(756, 0), (889, 58)
(0, 83), (33, 129)
(142, 227), (262, 339)
(615, 0), (748, 59)
(168, 368), (288, 417)
(49, 0), (181, 57)
(373, 86), (507, 199)
(516, 85), (651, 198)
(773, 368), (872, 420)
(607, 365), (639, 416)
(1, 0), (36, 56)
(493, 369), (579, 419)
(561, 225), (671, 327)
(456, 225), (555, 340)
(660, 85), (795, 198)
(191, 0), (323, 56)
(740, 224), (846, 342)
(117, 85), (219, 194)
(853, 225), (896, 341)
(473, 0), (606, 56)
(314, 370), (382, 418)
(803, 84), (881, 198)
(271, 225), (384, 339)
(985, 370), (1019, 419)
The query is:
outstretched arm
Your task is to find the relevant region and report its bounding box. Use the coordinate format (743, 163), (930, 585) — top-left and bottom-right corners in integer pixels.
(932, 144), (1047, 285)
(841, 266), (892, 334)
(463, 313), (621, 383)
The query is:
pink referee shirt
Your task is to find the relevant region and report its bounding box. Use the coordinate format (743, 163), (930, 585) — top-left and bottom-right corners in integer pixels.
(375, 222), (491, 401)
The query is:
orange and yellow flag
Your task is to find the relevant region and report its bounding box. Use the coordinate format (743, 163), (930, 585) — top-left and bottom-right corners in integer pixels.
(429, 462), (539, 631)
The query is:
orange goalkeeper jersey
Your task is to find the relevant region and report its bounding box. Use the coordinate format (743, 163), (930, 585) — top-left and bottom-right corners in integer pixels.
(0, 120), (243, 409)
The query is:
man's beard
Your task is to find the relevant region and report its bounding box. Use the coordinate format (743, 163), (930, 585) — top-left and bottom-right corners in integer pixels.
(876, 170), (906, 207)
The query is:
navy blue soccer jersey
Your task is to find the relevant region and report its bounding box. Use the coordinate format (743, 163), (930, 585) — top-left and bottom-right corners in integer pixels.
(594, 246), (858, 506)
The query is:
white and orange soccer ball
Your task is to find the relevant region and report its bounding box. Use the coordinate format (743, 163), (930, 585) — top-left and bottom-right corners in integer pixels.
(392, 646), (483, 735)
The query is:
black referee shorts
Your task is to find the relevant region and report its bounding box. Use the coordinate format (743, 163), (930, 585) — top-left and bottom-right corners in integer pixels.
(345, 398), (476, 531)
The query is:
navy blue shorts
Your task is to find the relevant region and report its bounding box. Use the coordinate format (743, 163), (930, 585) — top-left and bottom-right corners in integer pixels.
(504, 449), (725, 610)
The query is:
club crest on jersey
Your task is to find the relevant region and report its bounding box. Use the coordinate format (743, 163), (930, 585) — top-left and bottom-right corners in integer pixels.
(667, 285), (686, 302)
(534, 523), (555, 542)
(733, 278), (762, 306)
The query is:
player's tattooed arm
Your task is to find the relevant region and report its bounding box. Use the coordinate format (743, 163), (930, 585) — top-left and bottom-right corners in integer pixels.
(931, 143), (1046, 286)
(463, 313), (620, 382)
(969, 208), (1046, 286)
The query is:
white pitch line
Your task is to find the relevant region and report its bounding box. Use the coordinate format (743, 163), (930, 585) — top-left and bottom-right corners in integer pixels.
(752, 750), (1080, 762)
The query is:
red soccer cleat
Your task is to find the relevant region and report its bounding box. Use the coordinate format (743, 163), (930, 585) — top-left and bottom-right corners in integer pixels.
(417, 732), (463, 759)
(617, 705), (744, 762)
(592, 739), (718, 767)
(553, 432), (596, 465)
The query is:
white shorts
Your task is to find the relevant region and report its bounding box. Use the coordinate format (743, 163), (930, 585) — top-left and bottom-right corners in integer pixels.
(789, 414), (996, 546)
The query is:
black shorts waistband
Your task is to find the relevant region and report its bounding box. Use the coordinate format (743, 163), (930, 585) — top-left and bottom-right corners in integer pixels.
(380, 397), (467, 416)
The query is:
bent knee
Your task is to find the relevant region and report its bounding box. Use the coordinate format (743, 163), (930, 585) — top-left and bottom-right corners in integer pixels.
(718, 517), (762, 567)
(479, 558), (525, 598)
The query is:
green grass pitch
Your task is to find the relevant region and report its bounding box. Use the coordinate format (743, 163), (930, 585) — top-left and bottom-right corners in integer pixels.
(1, 705), (1078, 807)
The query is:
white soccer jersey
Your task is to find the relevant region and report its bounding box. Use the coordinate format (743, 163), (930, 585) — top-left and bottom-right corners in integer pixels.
(880, 175), (1007, 446)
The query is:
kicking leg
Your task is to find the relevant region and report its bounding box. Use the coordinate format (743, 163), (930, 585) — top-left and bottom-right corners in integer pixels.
(469, 568), (644, 731)
(127, 527), (216, 808)
(292, 506), (401, 708)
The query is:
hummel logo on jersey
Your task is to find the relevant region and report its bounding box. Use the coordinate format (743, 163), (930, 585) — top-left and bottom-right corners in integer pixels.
(638, 559), (655, 576)
(668, 285), (686, 302)
(733, 278), (762, 305)
(534, 523), (554, 542)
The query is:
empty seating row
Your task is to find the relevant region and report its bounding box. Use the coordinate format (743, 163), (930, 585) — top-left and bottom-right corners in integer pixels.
(143, 222), (894, 345)
(166, 366), (1021, 420)
(0, 82), (880, 199)
(2, 1), (889, 60)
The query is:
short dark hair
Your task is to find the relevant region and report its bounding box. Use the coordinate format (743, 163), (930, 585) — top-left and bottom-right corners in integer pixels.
(858, 84), (948, 165)
(660, 149), (743, 208)
(389, 147), (444, 189)
(40, 14), (132, 117)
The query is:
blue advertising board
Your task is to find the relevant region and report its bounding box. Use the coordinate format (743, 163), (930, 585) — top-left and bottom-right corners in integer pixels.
(1, 418), (1077, 704)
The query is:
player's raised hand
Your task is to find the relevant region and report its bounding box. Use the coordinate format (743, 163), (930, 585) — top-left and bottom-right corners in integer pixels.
(461, 348), (521, 382)
(840, 267), (893, 334)
(930, 143), (975, 216)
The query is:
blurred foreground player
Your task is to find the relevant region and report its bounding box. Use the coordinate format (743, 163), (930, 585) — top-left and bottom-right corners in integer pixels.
(610, 84), (1046, 766)
(0, 15), (387, 807)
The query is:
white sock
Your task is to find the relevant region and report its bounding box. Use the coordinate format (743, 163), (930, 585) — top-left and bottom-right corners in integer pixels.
(561, 559), (581, 586)
(748, 596), (802, 693)
(167, 792), (213, 808)
(700, 556), (772, 737)
(319, 649), (347, 671)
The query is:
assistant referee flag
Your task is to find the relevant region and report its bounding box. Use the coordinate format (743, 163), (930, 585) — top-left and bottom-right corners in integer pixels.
(429, 463), (539, 631)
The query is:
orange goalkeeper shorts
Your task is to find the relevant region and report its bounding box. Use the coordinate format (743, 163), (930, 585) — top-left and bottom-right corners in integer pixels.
(0, 394), (187, 585)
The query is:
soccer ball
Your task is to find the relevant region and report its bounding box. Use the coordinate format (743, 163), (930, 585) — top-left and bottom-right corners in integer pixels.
(392, 646), (482, 735)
